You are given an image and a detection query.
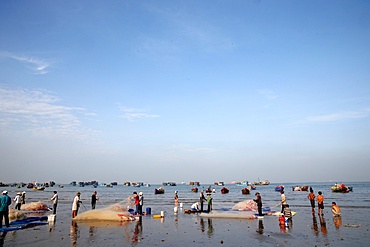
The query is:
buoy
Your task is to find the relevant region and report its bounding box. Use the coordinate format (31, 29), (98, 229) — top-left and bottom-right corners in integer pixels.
(180, 203), (183, 208)
(174, 207), (178, 213)
(160, 210), (165, 217)
(153, 214), (161, 219)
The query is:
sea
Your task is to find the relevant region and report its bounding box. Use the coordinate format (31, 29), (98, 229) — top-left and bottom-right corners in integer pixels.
(1, 181), (369, 246)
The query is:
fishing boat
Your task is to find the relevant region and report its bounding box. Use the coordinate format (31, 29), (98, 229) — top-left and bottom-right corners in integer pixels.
(275, 185), (284, 192)
(154, 187), (165, 194)
(292, 185), (309, 191)
(241, 187), (250, 195)
(221, 187), (229, 194)
(33, 185), (45, 191)
(254, 179), (270, 185)
(331, 183), (353, 193)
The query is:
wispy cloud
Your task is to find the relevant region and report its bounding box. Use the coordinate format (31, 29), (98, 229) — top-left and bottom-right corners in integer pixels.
(0, 51), (51, 75)
(120, 106), (159, 121)
(307, 108), (370, 123)
(0, 86), (96, 140)
(258, 89), (278, 100)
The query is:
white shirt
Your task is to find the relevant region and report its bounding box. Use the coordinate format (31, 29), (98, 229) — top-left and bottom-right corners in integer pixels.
(14, 195), (22, 204)
(51, 193), (58, 204)
(72, 196), (80, 210)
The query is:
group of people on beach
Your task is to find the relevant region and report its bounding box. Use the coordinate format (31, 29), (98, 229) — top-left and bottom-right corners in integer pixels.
(252, 186), (341, 224)
(307, 187), (341, 217)
(190, 191), (213, 212)
(0, 190), (28, 228)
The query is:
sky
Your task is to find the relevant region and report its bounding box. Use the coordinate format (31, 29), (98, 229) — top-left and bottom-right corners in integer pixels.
(1, 0), (370, 184)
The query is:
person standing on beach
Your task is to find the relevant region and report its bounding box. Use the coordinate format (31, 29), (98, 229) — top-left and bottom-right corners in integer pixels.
(50, 191), (58, 214)
(91, 191), (99, 210)
(138, 192), (144, 215)
(14, 192), (22, 210)
(317, 191), (324, 215)
(132, 192), (140, 215)
(174, 191), (179, 205)
(206, 193), (213, 212)
(307, 187), (316, 213)
(72, 192), (82, 218)
(199, 191), (206, 212)
(0, 191), (12, 228)
(253, 192), (263, 216)
(21, 191), (26, 204)
(280, 190), (287, 213)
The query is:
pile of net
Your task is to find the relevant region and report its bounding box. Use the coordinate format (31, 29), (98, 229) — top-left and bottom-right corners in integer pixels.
(9, 209), (26, 221)
(73, 198), (135, 222)
(21, 201), (49, 211)
(232, 200), (257, 211)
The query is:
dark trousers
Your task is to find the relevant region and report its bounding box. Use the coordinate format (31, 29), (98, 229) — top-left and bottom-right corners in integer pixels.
(53, 203), (57, 214)
(0, 211), (10, 228)
(258, 206), (263, 216)
(15, 203), (21, 210)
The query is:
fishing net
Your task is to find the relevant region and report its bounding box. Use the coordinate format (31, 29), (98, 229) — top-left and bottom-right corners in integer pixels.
(9, 209), (26, 221)
(21, 201), (49, 211)
(73, 198), (135, 222)
(232, 200), (257, 211)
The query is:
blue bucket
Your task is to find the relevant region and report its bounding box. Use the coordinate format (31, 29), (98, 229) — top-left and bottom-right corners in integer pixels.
(146, 207), (151, 215)
(128, 209), (135, 214)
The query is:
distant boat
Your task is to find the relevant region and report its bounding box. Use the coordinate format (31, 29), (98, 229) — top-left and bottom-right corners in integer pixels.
(254, 180), (270, 185)
(221, 187), (229, 194)
(154, 187), (165, 194)
(292, 185), (308, 191)
(241, 187), (250, 195)
(191, 187), (198, 193)
(331, 183), (353, 193)
(275, 185), (284, 192)
(214, 181), (224, 186)
(33, 186), (45, 191)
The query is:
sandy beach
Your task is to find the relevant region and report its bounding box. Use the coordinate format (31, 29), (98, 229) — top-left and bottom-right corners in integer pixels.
(1, 183), (369, 246)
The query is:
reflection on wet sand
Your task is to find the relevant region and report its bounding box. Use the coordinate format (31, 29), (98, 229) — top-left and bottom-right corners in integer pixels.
(333, 216), (342, 229)
(311, 214), (319, 236)
(207, 219), (214, 238)
(318, 215), (328, 235)
(132, 217), (142, 244)
(70, 221), (79, 247)
(256, 219), (264, 234)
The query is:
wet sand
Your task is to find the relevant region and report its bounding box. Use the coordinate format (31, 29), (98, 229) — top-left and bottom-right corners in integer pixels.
(1, 205), (369, 247)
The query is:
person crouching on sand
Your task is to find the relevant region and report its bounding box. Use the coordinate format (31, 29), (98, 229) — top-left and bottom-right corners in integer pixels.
(331, 202), (341, 217)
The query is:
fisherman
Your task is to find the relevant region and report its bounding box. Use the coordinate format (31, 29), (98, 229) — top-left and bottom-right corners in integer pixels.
(72, 192), (82, 218)
(206, 192), (213, 212)
(138, 192), (144, 215)
(21, 191), (26, 204)
(191, 202), (200, 211)
(253, 192), (263, 217)
(14, 192), (22, 210)
(0, 191), (12, 228)
(50, 191), (58, 214)
(91, 191), (99, 210)
(199, 191), (206, 212)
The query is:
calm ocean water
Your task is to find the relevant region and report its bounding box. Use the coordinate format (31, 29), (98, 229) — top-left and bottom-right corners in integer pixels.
(19, 181), (369, 212)
(2, 181), (369, 246)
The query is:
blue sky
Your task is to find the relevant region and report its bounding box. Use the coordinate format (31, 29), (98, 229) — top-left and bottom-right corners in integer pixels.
(1, 0), (369, 184)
